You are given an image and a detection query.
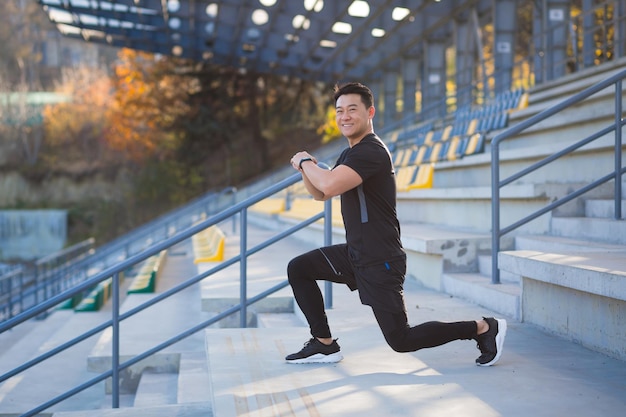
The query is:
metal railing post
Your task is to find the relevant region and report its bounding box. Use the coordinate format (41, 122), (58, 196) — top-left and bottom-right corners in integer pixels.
(232, 189), (238, 234)
(615, 79), (623, 220)
(491, 140), (501, 285)
(324, 199), (333, 308)
(240, 209), (248, 328)
(112, 272), (120, 408)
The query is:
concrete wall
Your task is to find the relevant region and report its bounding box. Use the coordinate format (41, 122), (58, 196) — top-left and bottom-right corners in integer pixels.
(523, 278), (626, 361)
(0, 210), (67, 260)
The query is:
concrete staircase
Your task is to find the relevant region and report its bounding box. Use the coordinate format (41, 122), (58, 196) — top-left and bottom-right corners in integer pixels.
(397, 61), (626, 359)
(2, 223), (626, 416)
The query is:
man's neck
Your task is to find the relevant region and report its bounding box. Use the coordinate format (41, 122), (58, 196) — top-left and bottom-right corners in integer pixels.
(347, 130), (375, 148)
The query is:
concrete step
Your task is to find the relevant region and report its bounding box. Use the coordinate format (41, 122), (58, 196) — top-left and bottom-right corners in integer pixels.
(132, 371), (177, 407)
(87, 243), (210, 395)
(498, 248), (626, 361)
(51, 403), (212, 417)
(515, 234), (626, 253)
(397, 184), (555, 233)
(198, 227), (316, 322)
(477, 254), (520, 283)
(441, 272), (521, 320)
(0, 309), (72, 377)
(550, 217), (626, 245)
(177, 352), (211, 405)
(203, 282), (626, 417)
(256, 312), (305, 328)
(585, 198), (626, 218)
(0, 309), (110, 416)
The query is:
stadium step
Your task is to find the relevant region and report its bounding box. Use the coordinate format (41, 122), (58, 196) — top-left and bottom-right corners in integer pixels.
(256, 312), (305, 328)
(51, 403), (212, 417)
(202, 281), (626, 417)
(197, 226), (317, 322)
(87, 241), (209, 395)
(132, 370), (177, 407)
(0, 309), (111, 416)
(176, 351), (211, 405)
(550, 216), (626, 245)
(441, 272), (521, 320)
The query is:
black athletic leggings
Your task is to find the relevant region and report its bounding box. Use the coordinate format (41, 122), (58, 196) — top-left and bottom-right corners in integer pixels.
(287, 245), (477, 352)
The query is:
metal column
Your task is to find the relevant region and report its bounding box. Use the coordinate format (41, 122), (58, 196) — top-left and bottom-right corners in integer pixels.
(455, 18), (475, 109)
(423, 38), (447, 119)
(493, 0), (517, 94)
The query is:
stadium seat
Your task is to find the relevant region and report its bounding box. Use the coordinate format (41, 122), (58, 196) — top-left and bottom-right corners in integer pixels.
(398, 146), (414, 167)
(422, 130), (435, 146)
(445, 136), (463, 161)
(460, 133), (485, 156)
(465, 118), (478, 135)
(397, 163), (434, 191)
(250, 198), (285, 214)
(440, 125), (453, 142)
(409, 146), (427, 166)
(395, 165), (418, 192)
(192, 225), (225, 263)
(428, 142), (443, 163)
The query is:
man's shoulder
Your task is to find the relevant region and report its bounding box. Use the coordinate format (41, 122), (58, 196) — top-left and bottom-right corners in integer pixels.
(355, 134), (387, 151)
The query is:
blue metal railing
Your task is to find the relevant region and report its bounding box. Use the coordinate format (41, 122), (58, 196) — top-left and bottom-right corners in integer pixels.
(0, 238), (95, 322)
(0, 186), (240, 325)
(490, 68), (626, 284)
(0, 170), (334, 417)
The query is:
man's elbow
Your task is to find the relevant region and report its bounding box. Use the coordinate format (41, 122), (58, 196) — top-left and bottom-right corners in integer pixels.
(321, 186), (344, 199)
(313, 195), (330, 201)
(315, 180), (340, 199)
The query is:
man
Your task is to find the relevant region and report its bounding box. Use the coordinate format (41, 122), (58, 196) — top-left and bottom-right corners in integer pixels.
(287, 82), (506, 366)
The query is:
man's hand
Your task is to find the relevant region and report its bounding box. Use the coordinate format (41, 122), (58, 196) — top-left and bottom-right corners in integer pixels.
(290, 152), (318, 172)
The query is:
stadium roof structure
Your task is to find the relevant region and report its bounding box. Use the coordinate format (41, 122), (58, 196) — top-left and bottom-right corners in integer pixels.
(36, 0), (490, 82)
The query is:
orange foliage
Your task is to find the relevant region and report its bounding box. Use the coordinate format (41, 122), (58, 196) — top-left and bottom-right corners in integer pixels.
(105, 48), (193, 162)
(43, 67), (113, 161)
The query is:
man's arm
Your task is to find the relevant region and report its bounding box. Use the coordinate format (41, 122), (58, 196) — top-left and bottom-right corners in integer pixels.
(291, 152), (362, 201)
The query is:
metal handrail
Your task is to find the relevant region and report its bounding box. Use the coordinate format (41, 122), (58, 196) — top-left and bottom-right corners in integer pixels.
(0, 169), (334, 417)
(490, 68), (626, 284)
(0, 186), (239, 325)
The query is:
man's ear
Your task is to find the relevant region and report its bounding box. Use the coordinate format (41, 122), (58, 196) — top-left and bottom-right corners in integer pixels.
(368, 106), (375, 119)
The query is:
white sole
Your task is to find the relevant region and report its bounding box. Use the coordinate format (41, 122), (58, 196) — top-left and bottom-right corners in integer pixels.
(286, 352), (343, 364)
(477, 318), (507, 367)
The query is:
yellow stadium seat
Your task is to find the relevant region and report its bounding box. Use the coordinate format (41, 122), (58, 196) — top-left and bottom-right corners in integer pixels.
(446, 136), (462, 161)
(407, 164), (434, 190)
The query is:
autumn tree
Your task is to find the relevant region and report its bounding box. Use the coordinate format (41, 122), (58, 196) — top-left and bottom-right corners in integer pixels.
(105, 49), (193, 162)
(42, 67), (117, 169)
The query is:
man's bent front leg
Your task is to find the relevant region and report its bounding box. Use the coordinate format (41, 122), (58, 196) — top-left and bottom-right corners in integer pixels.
(287, 245), (353, 338)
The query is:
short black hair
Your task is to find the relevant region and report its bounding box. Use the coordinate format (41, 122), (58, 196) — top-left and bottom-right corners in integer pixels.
(333, 82), (374, 109)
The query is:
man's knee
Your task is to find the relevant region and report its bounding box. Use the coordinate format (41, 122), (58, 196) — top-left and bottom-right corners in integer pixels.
(386, 337), (412, 353)
(382, 328), (413, 353)
(287, 254), (308, 282)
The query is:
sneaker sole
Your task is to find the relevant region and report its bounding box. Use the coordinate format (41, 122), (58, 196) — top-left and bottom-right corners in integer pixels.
(477, 319), (507, 367)
(286, 352), (343, 364)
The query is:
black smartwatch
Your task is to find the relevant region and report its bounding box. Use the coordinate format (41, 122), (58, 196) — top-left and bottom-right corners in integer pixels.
(299, 157), (314, 170)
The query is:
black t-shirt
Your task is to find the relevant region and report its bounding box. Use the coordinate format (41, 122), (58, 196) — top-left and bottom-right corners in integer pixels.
(334, 133), (405, 266)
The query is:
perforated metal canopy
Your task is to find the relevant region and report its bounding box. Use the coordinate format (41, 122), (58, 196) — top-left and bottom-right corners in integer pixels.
(37, 0), (488, 82)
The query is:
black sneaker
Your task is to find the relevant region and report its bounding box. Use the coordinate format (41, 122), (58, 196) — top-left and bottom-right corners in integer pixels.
(285, 338), (343, 364)
(475, 317), (507, 366)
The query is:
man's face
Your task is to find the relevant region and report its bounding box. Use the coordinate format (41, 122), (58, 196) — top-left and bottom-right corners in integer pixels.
(335, 93), (373, 140)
